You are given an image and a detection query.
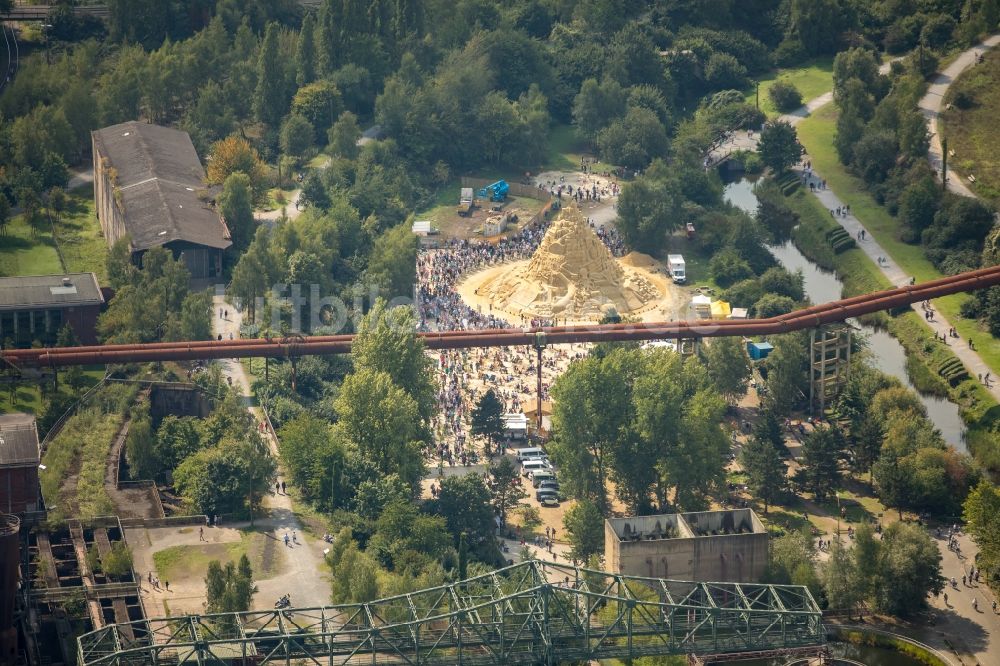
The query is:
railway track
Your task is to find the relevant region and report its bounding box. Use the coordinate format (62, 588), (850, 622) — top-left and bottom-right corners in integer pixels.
(0, 19), (18, 93)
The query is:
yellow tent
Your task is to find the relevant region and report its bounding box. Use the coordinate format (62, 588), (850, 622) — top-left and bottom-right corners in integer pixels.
(710, 300), (731, 319)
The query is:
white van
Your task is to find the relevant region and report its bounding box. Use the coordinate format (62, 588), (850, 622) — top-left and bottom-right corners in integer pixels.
(521, 459), (552, 475)
(516, 447), (546, 462)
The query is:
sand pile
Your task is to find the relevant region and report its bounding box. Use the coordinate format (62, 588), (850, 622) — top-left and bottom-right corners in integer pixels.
(476, 206), (661, 319)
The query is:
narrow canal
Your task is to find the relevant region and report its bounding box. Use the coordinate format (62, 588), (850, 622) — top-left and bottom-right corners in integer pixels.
(722, 177), (966, 449)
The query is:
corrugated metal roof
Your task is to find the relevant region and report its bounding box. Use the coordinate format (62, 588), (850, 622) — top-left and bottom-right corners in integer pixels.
(0, 273), (104, 310)
(92, 121), (231, 252)
(0, 413), (40, 467)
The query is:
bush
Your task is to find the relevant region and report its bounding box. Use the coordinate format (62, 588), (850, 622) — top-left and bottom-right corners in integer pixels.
(953, 90), (974, 110)
(768, 81), (803, 112)
(711, 249), (754, 287)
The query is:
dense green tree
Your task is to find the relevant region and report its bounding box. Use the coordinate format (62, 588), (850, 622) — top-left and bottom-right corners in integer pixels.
(768, 81), (803, 112)
(794, 426), (844, 501)
(174, 435), (276, 516)
(615, 173), (683, 254)
(328, 111), (361, 159)
(822, 540), (863, 614)
(705, 52), (748, 89)
(488, 456), (527, 527)
(280, 113), (316, 160)
(351, 299), (435, 421)
(254, 23), (286, 127)
(295, 12), (317, 87)
(754, 293), (797, 318)
(219, 172), (255, 252)
(572, 78), (626, 141)
(278, 412), (348, 506)
(550, 348), (640, 514)
(757, 121), (803, 174)
(471, 389), (505, 453)
(335, 368), (424, 489)
(365, 223), (420, 303)
(766, 530), (821, 597)
(432, 473), (498, 562)
(596, 106), (669, 169)
(125, 406), (156, 480)
(741, 436), (787, 513)
(764, 333), (809, 416)
(563, 499), (605, 562)
(205, 554), (255, 616)
(872, 522), (943, 617)
(703, 337), (750, 404)
(964, 480), (1000, 576)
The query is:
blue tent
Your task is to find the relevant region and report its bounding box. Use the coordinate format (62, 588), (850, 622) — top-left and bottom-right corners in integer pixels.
(747, 341), (774, 360)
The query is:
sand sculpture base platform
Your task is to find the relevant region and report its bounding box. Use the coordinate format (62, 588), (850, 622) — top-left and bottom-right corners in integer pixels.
(457, 206), (681, 324)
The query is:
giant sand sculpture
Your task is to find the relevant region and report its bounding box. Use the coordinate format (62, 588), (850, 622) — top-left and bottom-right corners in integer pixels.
(471, 205), (664, 320)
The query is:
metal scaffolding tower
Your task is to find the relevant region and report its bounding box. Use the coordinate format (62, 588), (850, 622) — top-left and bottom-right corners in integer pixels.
(78, 560), (824, 666)
(809, 325), (852, 415)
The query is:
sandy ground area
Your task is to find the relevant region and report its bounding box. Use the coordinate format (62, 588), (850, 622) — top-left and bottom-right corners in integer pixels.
(456, 254), (685, 326)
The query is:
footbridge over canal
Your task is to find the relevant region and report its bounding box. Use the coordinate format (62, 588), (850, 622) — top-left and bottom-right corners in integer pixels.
(78, 560), (825, 665)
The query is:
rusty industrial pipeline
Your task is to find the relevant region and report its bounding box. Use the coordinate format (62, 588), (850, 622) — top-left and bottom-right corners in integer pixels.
(4, 264), (1000, 368)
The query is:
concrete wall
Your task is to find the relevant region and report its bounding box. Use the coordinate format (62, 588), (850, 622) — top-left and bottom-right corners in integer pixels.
(93, 143), (128, 249)
(149, 384), (212, 425)
(605, 510), (769, 583)
(608, 530), (768, 583)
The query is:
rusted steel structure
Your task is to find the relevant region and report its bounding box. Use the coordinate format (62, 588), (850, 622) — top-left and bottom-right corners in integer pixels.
(4, 265), (1000, 368)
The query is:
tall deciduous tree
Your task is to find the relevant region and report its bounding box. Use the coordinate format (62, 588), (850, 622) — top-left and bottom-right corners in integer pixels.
(254, 23), (285, 127)
(351, 299), (435, 421)
(741, 435), (786, 513)
(334, 368), (424, 489)
(488, 456), (526, 527)
(757, 121), (804, 174)
(328, 111), (361, 159)
(703, 337), (750, 404)
(295, 12), (317, 87)
(563, 499), (605, 562)
(207, 136), (267, 200)
(964, 480), (1000, 576)
(471, 389), (505, 453)
(219, 172), (255, 251)
(793, 426), (843, 501)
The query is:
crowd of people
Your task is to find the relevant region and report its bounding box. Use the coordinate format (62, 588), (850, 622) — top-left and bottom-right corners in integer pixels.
(416, 175), (624, 466)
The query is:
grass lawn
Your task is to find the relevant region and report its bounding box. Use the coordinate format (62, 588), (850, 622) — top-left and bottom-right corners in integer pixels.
(0, 184), (106, 280)
(542, 125), (617, 174)
(796, 102), (1000, 381)
(743, 57), (835, 118)
(0, 368), (105, 417)
(56, 185), (108, 280)
(939, 47), (1000, 205)
(0, 213), (63, 277)
(153, 530), (280, 582)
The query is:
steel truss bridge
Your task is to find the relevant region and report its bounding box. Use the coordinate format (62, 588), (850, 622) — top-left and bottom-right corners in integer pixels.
(78, 560), (824, 666)
(4, 264), (1000, 369)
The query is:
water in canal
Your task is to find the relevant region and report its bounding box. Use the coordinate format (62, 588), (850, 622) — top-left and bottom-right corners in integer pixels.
(722, 177), (966, 449)
(735, 640), (931, 666)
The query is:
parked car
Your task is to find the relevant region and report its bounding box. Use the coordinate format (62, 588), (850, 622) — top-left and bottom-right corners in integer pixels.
(536, 488), (558, 502)
(538, 480), (560, 492)
(539, 496), (560, 508)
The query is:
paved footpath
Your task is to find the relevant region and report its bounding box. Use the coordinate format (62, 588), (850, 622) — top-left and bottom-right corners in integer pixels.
(796, 165), (1000, 403)
(211, 295), (331, 609)
(920, 33), (1000, 197)
(776, 38), (1000, 403)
